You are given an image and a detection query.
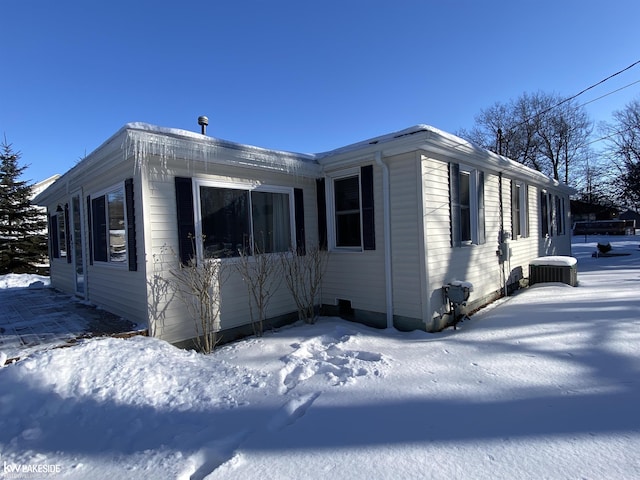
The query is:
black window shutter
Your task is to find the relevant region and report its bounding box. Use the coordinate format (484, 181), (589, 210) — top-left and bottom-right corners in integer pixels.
(50, 213), (59, 258)
(125, 178), (137, 271)
(86, 195), (93, 265)
(361, 165), (375, 250)
(175, 177), (196, 265)
(294, 188), (306, 255)
(92, 196), (108, 262)
(316, 178), (327, 250)
(64, 204), (72, 263)
(449, 162), (461, 247)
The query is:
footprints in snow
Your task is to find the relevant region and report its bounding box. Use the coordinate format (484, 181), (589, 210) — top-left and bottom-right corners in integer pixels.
(278, 328), (387, 394)
(183, 327), (387, 479)
(268, 391), (321, 431)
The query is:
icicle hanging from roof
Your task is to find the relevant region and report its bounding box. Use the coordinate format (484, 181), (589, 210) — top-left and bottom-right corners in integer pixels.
(122, 123), (320, 177)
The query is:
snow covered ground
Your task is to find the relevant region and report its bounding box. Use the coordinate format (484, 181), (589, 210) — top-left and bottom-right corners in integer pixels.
(1, 236), (639, 479)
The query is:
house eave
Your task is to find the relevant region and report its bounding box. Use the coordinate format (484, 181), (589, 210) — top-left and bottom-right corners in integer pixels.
(317, 124), (575, 194)
(34, 123), (324, 206)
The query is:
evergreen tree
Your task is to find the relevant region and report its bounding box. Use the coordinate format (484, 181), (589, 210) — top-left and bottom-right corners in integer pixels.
(0, 138), (48, 274)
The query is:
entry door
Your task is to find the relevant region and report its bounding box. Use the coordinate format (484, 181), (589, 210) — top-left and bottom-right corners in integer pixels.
(71, 193), (86, 296)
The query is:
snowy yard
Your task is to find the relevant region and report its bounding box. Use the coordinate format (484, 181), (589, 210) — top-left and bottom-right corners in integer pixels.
(1, 237), (639, 479)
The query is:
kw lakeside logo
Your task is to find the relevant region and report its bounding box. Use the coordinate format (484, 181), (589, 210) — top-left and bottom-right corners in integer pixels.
(2, 454), (62, 477)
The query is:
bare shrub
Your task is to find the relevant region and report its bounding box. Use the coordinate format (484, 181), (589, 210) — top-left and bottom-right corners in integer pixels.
(170, 237), (228, 353)
(280, 245), (328, 324)
(234, 242), (282, 337)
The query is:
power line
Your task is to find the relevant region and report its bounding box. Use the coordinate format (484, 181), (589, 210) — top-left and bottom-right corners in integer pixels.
(578, 79), (640, 109)
(562, 59), (640, 107)
(516, 59), (640, 127)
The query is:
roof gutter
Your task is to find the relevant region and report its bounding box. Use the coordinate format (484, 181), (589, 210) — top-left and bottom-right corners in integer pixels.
(375, 151), (394, 329)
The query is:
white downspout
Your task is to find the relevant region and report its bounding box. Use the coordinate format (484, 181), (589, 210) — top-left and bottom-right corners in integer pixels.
(375, 151), (394, 329)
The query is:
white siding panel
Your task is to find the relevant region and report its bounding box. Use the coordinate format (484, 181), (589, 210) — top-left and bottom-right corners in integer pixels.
(389, 153), (423, 319)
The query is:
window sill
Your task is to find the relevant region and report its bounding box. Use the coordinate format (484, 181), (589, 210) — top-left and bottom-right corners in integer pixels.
(330, 246), (363, 253)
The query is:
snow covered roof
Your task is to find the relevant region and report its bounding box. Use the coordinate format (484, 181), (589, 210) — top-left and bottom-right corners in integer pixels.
(316, 124), (575, 194)
(34, 121), (574, 205)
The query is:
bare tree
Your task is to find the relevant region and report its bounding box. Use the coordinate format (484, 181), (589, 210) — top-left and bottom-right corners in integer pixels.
(459, 91), (593, 184)
(572, 152), (613, 206)
(535, 96), (592, 184)
(234, 241), (282, 337)
(600, 97), (640, 209)
(280, 245), (328, 324)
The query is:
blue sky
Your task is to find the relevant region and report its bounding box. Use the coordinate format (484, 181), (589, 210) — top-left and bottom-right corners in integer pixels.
(2, 0), (640, 183)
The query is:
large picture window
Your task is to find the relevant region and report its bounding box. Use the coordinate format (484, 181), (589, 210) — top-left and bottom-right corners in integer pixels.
(197, 183), (293, 258)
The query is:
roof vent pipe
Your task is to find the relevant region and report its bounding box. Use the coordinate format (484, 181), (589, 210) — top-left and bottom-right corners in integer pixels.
(198, 116), (209, 135)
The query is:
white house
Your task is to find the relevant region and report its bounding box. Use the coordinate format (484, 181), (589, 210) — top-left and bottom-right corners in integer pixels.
(34, 122), (573, 345)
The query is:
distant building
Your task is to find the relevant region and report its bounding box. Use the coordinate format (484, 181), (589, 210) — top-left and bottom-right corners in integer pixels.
(31, 174), (61, 198)
(570, 199), (618, 223)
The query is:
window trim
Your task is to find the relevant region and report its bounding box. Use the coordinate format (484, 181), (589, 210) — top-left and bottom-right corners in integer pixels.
(451, 163), (485, 247)
(192, 178), (296, 259)
(326, 167), (363, 252)
(90, 183), (129, 267)
(57, 212), (67, 258)
(555, 195), (566, 236)
(511, 180), (529, 240)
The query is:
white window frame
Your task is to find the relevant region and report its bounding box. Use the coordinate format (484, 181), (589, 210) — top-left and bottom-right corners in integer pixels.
(459, 164), (482, 246)
(55, 212), (67, 258)
(512, 180), (529, 239)
(540, 190), (552, 238)
(554, 195), (566, 236)
(91, 183), (128, 267)
(193, 179), (296, 259)
(325, 168), (363, 252)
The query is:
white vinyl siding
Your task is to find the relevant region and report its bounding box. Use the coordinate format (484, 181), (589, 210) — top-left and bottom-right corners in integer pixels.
(389, 153), (424, 319)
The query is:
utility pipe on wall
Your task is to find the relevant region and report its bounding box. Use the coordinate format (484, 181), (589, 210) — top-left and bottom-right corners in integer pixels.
(375, 151), (394, 329)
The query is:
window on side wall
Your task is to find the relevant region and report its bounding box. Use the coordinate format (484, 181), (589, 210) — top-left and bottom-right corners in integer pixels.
(540, 191), (551, 238)
(49, 210), (67, 259)
(196, 182), (293, 258)
(325, 165), (375, 251)
(555, 195), (565, 235)
(511, 180), (529, 239)
(91, 185), (127, 264)
(334, 175), (361, 247)
(450, 163), (485, 246)
(57, 213), (67, 257)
